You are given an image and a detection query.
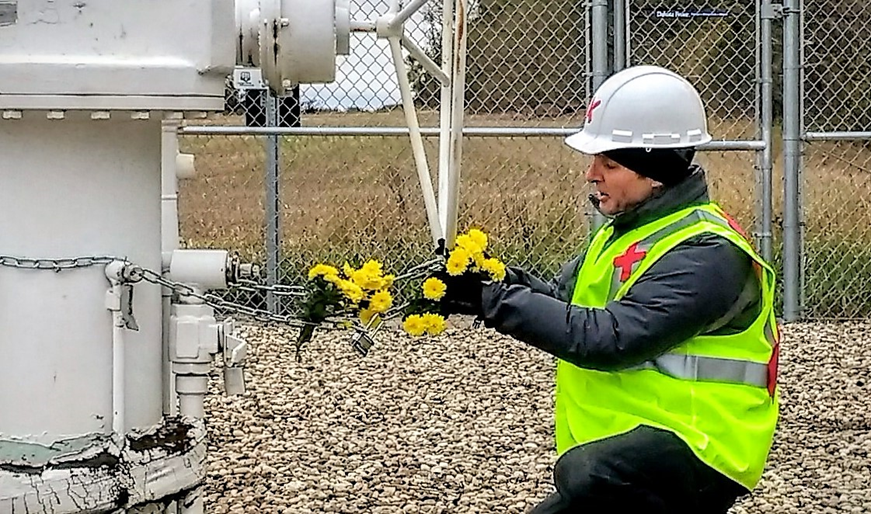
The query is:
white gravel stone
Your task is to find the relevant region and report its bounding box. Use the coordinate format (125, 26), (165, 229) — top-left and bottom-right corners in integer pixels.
(203, 321), (871, 513)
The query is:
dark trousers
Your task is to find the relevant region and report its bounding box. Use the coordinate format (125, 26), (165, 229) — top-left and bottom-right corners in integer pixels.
(529, 425), (750, 514)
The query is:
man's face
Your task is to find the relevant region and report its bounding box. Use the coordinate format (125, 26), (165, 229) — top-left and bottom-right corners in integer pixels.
(585, 154), (659, 216)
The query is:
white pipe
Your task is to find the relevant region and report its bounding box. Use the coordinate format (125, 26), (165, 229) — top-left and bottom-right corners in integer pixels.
(161, 117), (181, 418)
(437, 0), (454, 248)
(389, 0), (429, 30)
(389, 36), (444, 246)
(111, 282), (126, 441)
(442, 0), (467, 249)
(350, 19), (377, 32)
(176, 375), (208, 419)
(178, 394), (205, 418)
(401, 35), (450, 85)
(105, 261), (128, 443)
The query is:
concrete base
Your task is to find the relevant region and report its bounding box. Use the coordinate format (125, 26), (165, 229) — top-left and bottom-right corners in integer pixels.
(0, 417), (206, 513)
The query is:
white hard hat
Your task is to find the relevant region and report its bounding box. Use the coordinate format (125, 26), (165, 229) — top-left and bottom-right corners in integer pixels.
(565, 65), (712, 155)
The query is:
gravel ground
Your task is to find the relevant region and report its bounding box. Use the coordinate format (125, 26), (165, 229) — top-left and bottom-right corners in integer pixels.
(203, 321), (871, 513)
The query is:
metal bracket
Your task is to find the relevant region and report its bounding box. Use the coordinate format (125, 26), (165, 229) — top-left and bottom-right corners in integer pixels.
(120, 284), (139, 331)
(762, 3), (784, 19)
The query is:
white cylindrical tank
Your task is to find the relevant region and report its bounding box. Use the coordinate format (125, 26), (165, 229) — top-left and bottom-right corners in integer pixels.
(0, 1), (235, 511)
(0, 0), (351, 511)
(0, 113), (163, 438)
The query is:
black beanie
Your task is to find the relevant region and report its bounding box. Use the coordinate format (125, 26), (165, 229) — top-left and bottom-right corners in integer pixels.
(602, 148), (696, 186)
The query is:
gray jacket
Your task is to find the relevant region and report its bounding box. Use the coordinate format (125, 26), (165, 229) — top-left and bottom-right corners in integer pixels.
(480, 166), (761, 371)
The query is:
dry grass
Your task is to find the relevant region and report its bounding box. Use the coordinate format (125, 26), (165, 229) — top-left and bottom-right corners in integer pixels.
(178, 112), (871, 316)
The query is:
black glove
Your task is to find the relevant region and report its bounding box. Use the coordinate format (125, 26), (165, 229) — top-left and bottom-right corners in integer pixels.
(434, 270), (487, 317)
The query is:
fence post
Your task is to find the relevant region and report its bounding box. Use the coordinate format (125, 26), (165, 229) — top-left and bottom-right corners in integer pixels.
(613, 0), (627, 72)
(782, 0), (802, 321)
(589, 0), (609, 233)
(265, 90), (281, 314)
(758, 0), (775, 263)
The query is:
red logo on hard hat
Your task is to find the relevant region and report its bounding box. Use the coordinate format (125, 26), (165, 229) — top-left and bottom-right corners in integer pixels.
(585, 99), (602, 122)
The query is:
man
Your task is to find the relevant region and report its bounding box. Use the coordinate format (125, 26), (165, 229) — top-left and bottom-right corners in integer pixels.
(438, 65), (780, 513)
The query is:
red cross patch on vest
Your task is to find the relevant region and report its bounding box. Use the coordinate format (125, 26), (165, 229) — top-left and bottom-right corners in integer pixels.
(613, 242), (647, 282)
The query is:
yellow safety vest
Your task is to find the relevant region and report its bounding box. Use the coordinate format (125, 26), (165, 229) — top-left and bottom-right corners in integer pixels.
(555, 202), (780, 490)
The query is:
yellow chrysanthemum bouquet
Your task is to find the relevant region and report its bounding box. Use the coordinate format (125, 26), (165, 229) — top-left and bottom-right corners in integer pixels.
(299, 227), (506, 357)
(399, 228), (506, 338)
(296, 259), (395, 358)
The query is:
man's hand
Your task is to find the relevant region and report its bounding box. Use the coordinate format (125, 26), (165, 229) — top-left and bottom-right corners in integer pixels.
(435, 270), (488, 317)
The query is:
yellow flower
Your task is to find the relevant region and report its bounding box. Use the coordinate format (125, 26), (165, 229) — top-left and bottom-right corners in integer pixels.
(338, 279), (365, 303)
(402, 314), (427, 337)
(351, 269), (371, 288)
(308, 263), (340, 281)
(467, 229), (488, 251)
(422, 277), (447, 301)
(369, 289), (393, 313)
(421, 313), (446, 335)
(360, 259), (383, 277)
(381, 274), (395, 289)
(446, 247), (471, 276)
(472, 249), (487, 269)
(482, 257), (507, 282)
(455, 234), (482, 254)
(351, 268), (388, 291)
(343, 262), (355, 278)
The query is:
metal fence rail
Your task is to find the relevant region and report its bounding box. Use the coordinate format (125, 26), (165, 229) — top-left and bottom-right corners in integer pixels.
(177, 0), (871, 321)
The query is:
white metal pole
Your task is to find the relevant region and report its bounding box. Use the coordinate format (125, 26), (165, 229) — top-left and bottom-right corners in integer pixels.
(442, 0), (468, 250)
(437, 0), (454, 250)
(389, 0), (429, 30)
(389, 36), (444, 246)
(401, 35), (451, 84)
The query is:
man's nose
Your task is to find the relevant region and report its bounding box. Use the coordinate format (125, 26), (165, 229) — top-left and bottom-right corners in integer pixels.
(585, 161), (600, 182)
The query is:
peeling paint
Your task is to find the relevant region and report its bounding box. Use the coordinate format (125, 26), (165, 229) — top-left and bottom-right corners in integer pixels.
(1, 417), (206, 513)
(127, 417), (190, 454)
(0, 433), (116, 474)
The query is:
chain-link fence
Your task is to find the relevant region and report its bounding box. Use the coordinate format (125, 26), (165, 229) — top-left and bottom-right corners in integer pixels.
(801, 0), (871, 319)
(178, 0), (869, 321)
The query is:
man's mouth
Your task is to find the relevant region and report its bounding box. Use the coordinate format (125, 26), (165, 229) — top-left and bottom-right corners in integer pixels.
(594, 191), (609, 201)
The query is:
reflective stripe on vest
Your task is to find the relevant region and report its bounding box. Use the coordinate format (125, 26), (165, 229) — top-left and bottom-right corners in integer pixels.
(627, 353), (769, 388)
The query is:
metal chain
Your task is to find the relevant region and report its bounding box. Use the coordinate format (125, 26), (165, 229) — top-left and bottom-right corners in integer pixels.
(234, 278), (307, 297)
(0, 254), (432, 330)
(0, 255), (121, 271)
(137, 269), (336, 328)
(0, 255), (339, 329)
